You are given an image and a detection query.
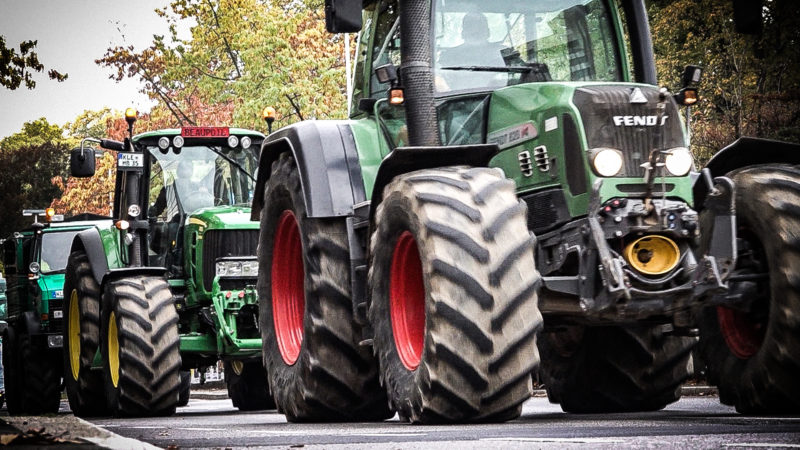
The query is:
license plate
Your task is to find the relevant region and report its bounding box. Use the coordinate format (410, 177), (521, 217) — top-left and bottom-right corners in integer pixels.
(118, 152), (144, 170)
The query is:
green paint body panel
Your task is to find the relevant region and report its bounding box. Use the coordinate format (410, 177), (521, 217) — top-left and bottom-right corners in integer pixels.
(486, 82), (693, 215)
(348, 81), (695, 218)
(1, 220), (110, 338)
(133, 128), (266, 141)
(83, 127), (265, 365)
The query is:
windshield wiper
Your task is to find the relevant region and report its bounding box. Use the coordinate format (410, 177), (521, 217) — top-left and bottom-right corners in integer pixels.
(441, 65), (533, 73)
(441, 63), (551, 81)
(209, 147), (255, 182)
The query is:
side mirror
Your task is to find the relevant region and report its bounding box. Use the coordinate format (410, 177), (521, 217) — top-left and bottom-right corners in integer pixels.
(325, 0), (362, 33)
(681, 65), (703, 89)
(70, 147), (96, 178)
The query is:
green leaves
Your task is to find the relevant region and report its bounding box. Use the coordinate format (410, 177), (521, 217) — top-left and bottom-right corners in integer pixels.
(96, 0), (353, 132)
(0, 35), (67, 90)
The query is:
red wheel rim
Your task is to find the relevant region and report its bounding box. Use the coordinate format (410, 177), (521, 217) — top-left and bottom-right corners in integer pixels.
(390, 231), (425, 371)
(717, 306), (765, 359)
(272, 211), (305, 365)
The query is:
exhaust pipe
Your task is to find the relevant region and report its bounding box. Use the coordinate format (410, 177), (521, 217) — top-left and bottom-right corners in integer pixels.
(399, 0), (440, 147)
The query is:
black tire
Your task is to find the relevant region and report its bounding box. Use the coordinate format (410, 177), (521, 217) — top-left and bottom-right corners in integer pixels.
(101, 276), (181, 417)
(224, 360), (275, 411)
(538, 325), (694, 413)
(63, 251), (109, 417)
(698, 164), (800, 413)
(368, 167), (542, 423)
(14, 332), (61, 414)
(2, 325), (22, 413)
(177, 371), (191, 407)
(257, 152), (391, 422)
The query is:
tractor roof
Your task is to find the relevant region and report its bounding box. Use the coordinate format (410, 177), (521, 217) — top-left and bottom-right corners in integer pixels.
(132, 128), (265, 142)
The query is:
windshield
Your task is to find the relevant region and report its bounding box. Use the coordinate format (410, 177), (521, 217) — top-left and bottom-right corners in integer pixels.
(41, 230), (82, 273)
(434, 0), (623, 93)
(148, 146), (258, 218)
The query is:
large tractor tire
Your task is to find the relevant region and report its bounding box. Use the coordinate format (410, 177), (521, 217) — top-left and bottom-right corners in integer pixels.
(101, 276), (181, 417)
(257, 153), (391, 422)
(368, 167), (542, 423)
(538, 325), (694, 413)
(698, 164), (800, 413)
(14, 332), (61, 414)
(224, 360), (275, 411)
(2, 325), (22, 413)
(177, 371), (191, 407)
(63, 251), (109, 417)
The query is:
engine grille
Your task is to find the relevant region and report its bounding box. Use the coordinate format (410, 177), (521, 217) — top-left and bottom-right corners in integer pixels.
(572, 86), (684, 177)
(202, 230), (259, 292)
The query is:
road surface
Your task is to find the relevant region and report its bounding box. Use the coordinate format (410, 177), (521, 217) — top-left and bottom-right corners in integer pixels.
(91, 393), (800, 449)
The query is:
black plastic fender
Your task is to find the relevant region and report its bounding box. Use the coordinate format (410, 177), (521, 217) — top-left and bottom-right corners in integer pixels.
(69, 228), (167, 287)
(694, 137), (800, 210)
(250, 120), (366, 220)
(20, 311), (41, 338)
(368, 144), (500, 223)
(70, 228), (109, 286)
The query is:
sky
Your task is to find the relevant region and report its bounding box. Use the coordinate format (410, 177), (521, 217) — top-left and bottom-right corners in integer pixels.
(0, 0), (182, 139)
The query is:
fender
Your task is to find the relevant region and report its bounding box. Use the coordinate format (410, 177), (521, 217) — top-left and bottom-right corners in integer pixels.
(250, 120), (366, 220)
(21, 311), (40, 337)
(694, 137), (800, 209)
(69, 228), (167, 287)
(70, 228), (109, 286)
(368, 144), (499, 223)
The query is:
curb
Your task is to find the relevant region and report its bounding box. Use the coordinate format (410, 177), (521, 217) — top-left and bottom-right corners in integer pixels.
(1, 415), (158, 449)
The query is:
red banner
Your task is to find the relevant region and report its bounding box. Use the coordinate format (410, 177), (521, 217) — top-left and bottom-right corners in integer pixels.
(181, 127), (230, 137)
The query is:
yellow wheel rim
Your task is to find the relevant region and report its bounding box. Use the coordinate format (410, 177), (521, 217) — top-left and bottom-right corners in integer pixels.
(624, 235), (681, 276)
(231, 360), (244, 376)
(68, 290), (81, 381)
(108, 312), (120, 388)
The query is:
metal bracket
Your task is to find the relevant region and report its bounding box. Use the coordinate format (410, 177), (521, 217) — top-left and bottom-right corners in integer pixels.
(702, 175), (737, 279)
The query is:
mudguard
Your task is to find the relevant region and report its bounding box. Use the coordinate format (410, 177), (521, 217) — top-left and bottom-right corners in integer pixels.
(368, 144), (499, 222)
(695, 137), (800, 209)
(70, 228), (166, 286)
(250, 121), (366, 220)
(70, 228), (109, 285)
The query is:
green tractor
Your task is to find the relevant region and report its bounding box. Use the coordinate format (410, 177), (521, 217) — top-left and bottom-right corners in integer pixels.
(249, 0), (800, 423)
(1, 210), (111, 415)
(63, 114), (272, 416)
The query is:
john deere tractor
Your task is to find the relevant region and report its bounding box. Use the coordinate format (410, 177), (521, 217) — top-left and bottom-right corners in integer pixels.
(250, 0), (799, 423)
(63, 113), (272, 416)
(1, 210), (111, 415)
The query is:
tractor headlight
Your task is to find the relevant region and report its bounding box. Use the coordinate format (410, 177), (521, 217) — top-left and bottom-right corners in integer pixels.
(665, 147), (693, 176)
(216, 259), (259, 278)
(592, 148), (624, 177)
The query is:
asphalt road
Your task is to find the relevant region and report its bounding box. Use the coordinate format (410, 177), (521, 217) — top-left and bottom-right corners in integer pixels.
(91, 393), (800, 449)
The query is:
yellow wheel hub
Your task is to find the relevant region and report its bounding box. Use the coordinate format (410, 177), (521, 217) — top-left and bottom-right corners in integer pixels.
(624, 235), (681, 276)
(108, 312), (120, 388)
(68, 290), (81, 381)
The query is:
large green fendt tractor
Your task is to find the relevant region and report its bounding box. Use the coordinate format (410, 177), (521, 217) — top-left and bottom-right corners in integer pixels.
(250, 0), (799, 423)
(63, 113), (272, 416)
(1, 210), (111, 414)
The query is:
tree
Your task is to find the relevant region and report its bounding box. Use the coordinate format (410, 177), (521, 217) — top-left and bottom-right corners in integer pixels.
(96, 0), (352, 133)
(0, 143), (69, 238)
(649, 0), (800, 163)
(0, 117), (66, 152)
(0, 35), (67, 90)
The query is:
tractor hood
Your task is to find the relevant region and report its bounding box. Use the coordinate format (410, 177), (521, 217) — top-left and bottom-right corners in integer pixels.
(185, 205), (257, 231)
(38, 273), (65, 301)
(483, 81), (694, 214)
(184, 205), (259, 297)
